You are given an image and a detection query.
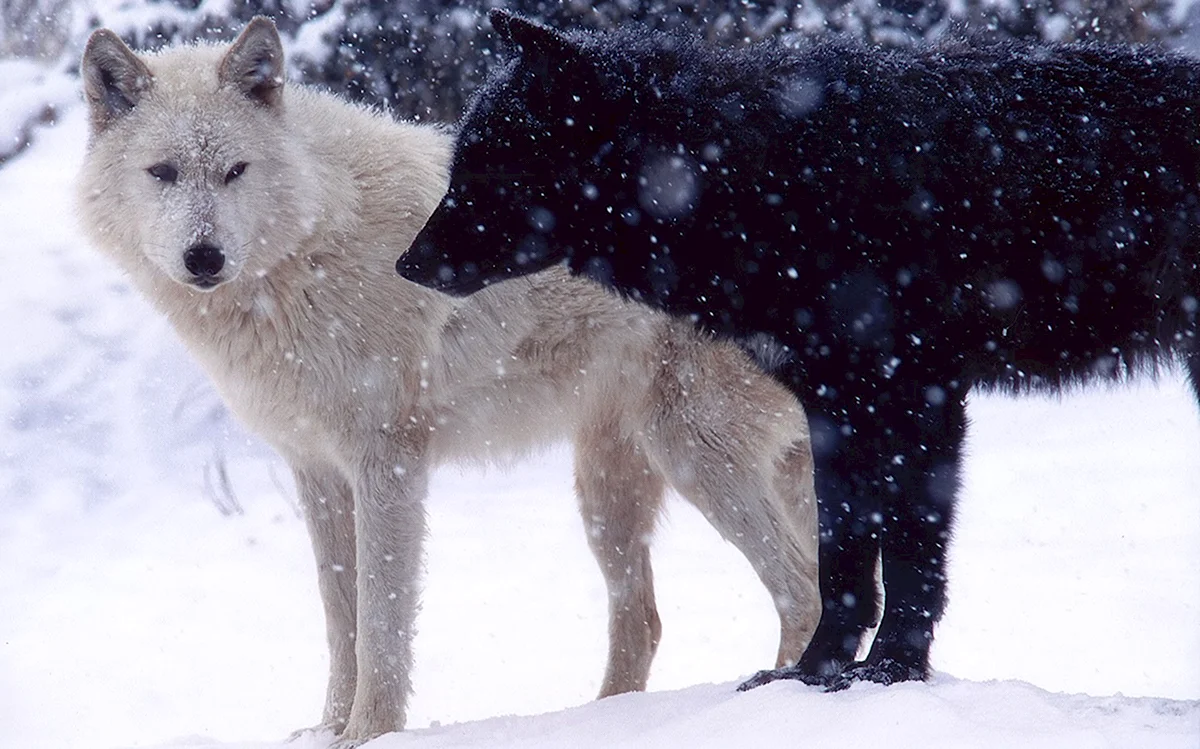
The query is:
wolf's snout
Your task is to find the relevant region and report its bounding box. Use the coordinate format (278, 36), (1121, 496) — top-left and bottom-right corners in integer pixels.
(184, 243), (225, 280)
(398, 234), (486, 297)
(396, 235), (434, 281)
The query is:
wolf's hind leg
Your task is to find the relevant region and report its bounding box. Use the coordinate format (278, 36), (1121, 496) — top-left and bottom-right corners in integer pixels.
(1185, 351), (1200, 409)
(768, 439), (821, 667)
(292, 461), (358, 735)
(646, 380), (822, 674)
(574, 421), (667, 698)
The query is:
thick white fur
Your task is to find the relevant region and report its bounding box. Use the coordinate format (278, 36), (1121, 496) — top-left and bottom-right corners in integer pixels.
(76, 19), (820, 747)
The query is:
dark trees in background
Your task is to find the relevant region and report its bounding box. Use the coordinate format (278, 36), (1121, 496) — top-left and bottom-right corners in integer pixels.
(295, 0), (1183, 123)
(0, 0), (1186, 124)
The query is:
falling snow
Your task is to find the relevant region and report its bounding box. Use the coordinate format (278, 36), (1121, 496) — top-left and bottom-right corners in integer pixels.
(3, 3), (1200, 747)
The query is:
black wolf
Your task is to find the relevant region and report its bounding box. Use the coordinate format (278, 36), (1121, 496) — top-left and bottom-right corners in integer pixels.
(398, 11), (1200, 689)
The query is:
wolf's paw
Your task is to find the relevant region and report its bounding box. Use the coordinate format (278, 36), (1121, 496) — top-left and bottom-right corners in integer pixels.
(739, 650), (851, 691)
(331, 730), (389, 749)
(286, 722), (340, 746)
(332, 711), (403, 748)
(738, 663), (830, 691)
(823, 657), (927, 692)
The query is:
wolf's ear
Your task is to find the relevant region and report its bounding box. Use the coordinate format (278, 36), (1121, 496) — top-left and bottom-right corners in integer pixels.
(489, 10), (577, 63)
(81, 29), (153, 134)
(219, 16), (284, 109)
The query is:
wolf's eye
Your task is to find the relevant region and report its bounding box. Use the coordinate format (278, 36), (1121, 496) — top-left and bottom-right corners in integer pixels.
(147, 163), (178, 183)
(225, 162), (249, 184)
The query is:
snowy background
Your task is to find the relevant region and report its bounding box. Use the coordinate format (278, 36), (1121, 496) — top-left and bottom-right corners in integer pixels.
(2, 2), (1200, 748)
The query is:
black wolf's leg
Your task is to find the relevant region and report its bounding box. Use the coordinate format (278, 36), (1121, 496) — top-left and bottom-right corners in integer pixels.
(1185, 351), (1200, 409)
(830, 386), (966, 689)
(740, 410), (883, 689)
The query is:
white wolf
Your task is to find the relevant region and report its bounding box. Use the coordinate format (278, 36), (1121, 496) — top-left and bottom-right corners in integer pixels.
(77, 18), (820, 746)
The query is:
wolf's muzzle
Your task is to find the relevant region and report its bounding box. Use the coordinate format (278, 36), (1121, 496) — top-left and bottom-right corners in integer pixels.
(396, 237), (488, 297)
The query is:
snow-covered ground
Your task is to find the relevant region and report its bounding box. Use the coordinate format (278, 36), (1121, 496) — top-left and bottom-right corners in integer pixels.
(1, 103), (1198, 749)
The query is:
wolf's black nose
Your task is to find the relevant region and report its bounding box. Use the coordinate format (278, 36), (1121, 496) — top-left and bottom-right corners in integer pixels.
(184, 243), (225, 277)
(396, 236), (434, 282)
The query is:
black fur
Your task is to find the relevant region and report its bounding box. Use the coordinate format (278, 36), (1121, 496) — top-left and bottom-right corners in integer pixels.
(399, 12), (1200, 689)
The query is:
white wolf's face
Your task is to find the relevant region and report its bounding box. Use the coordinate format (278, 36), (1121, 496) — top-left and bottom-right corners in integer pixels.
(78, 19), (303, 291)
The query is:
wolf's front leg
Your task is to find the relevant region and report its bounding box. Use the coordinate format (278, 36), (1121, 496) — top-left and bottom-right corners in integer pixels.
(291, 462), (358, 737)
(339, 432), (430, 746)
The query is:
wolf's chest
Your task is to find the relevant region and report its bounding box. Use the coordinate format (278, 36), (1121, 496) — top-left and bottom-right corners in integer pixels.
(194, 317), (419, 456)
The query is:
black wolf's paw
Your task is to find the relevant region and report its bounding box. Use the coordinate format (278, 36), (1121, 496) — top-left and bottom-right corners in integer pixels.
(823, 657), (928, 692)
(738, 664), (836, 691)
